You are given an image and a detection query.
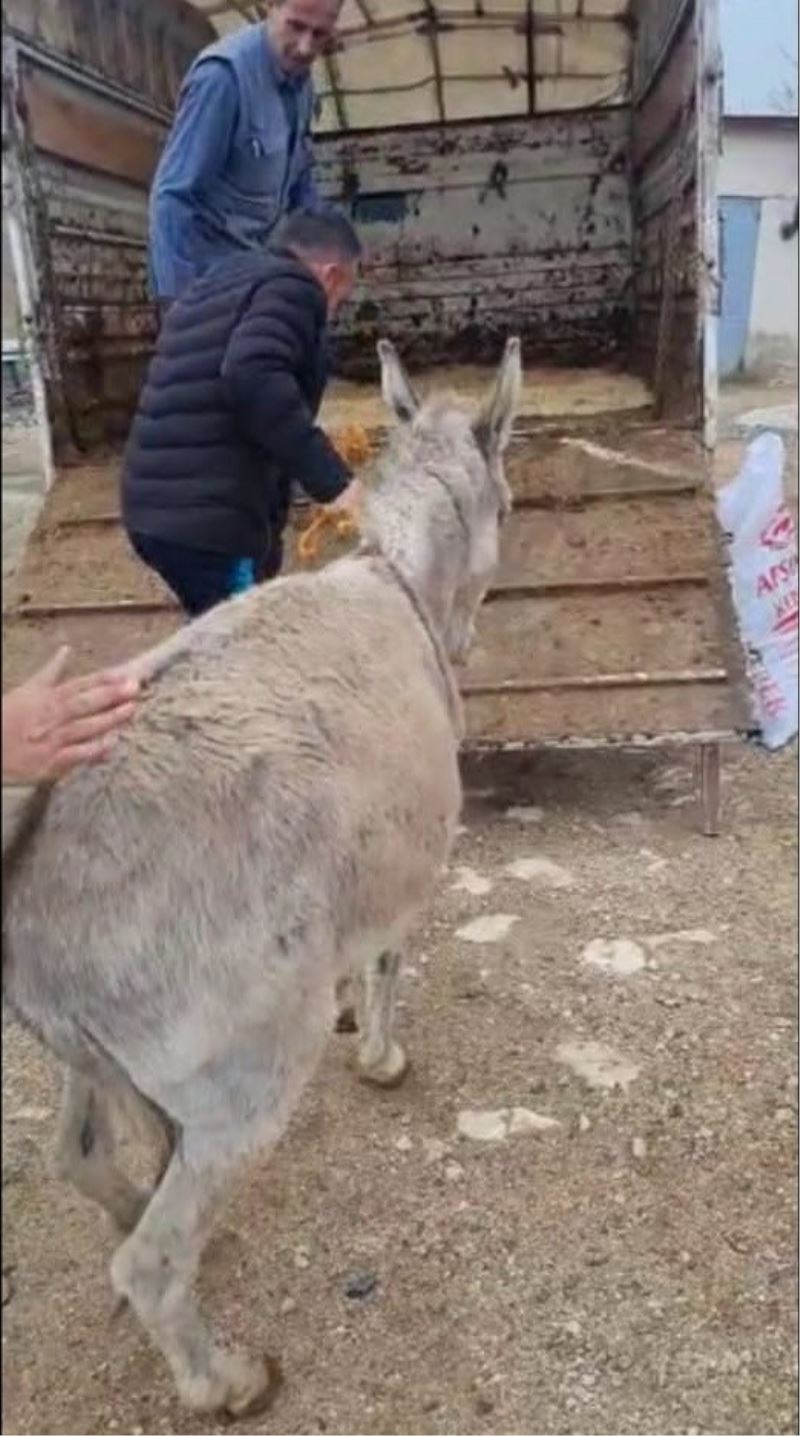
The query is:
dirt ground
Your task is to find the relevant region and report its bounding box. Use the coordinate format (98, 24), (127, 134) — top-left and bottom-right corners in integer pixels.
(2, 377), (798, 1436)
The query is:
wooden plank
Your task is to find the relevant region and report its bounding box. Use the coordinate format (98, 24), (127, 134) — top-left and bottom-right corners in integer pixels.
(356, 253), (630, 294)
(15, 599), (178, 618)
(632, 0), (694, 102)
(315, 108), (630, 192)
(343, 177), (631, 267)
(636, 142), (697, 225)
(461, 669), (727, 696)
(489, 573), (709, 598)
(497, 499), (714, 589)
(319, 109), (632, 368)
(21, 64), (164, 187)
(506, 434), (703, 504)
(472, 586), (725, 683)
(513, 482), (700, 508)
(5, 0), (212, 112)
(464, 729), (741, 752)
(463, 681), (747, 746)
(632, 18), (696, 170)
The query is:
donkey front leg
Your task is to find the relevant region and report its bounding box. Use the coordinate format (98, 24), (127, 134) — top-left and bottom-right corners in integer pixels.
(447, 575), (488, 667)
(357, 950), (409, 1088)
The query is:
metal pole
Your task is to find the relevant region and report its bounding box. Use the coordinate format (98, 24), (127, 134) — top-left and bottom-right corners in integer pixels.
(2, 36), (55, 492)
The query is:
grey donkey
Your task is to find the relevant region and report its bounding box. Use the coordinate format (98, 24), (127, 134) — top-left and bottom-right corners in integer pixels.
(2, 336), (521, 1418)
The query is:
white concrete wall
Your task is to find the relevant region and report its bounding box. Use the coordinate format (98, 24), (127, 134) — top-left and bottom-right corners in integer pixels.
(719, 118), (798, 373)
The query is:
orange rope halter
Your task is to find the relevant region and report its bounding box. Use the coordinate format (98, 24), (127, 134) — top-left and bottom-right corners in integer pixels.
(296, 424), (373, 563)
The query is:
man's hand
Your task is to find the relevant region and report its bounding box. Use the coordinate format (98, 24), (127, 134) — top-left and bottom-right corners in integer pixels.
(327, 477), (364, 520)
(2, 648), (140, 785)
(296, 478), (365, 563)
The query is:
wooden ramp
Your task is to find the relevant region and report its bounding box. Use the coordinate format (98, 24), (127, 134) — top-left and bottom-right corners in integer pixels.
(2, 369), (751, 832)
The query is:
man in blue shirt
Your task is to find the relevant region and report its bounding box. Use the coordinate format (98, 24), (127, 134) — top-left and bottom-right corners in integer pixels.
(149, 0), (342, 305)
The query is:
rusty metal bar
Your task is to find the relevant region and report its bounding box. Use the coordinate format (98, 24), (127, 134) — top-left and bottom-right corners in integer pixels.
(52, 515), (122, 528)
(36, 515), (713, 603)
(40, 510), (712, 590)
(319, 68), (628, 99)
(487, 572), (711, 600)
(2, 35), (56, 493)
(323, 54), (348, 130)
(525, 0), (536, 115)
(512, 479), (700, 509)
(332, 9), (597, 47)
(11, 568), (714, 624)
(464, 729), (741, 753)
(351, 0), (376, 24)
(695, 741), (722, 837)
(49, 478), (700, 535)
(203, 0), (260, 19)
(422, 3), (446, 123)
(14, 599), (179, 619)
(460, 668), (728, 697)
(50, 224), (148, 250)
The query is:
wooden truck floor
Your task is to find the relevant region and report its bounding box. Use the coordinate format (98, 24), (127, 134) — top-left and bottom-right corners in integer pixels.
(2, 366), (751, 833)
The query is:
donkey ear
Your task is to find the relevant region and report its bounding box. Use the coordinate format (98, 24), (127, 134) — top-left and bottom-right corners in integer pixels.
(473, 336), (522, 459)
(377, 339), (419, 424)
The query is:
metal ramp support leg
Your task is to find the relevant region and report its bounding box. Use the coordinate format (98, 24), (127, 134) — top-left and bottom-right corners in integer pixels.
(695, 742), (721, 836)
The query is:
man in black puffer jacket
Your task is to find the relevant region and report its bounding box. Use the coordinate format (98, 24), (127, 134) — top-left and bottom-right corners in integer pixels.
(122, 210), (362, 616)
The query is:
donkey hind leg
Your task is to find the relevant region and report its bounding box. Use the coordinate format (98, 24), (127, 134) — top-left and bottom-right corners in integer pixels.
(110, 1000), (333, 1416)
(53, 1069), (157, 1237)
(357, 950), (409, 1088)
(112, 1144), (279, 1418)
(334, 976), (358, 1034)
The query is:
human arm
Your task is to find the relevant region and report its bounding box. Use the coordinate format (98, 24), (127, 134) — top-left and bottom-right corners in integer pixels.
(2, 649), (140, 785)
(149, 61), (238, 301)
(220, 275), (353, 505)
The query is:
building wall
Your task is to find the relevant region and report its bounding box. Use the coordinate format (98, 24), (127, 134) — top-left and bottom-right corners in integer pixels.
(718, 118), (798, 373)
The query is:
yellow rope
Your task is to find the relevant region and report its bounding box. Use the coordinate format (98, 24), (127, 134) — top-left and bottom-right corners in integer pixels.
(296, 506), (359, 562)
(296, 424), (372, 564)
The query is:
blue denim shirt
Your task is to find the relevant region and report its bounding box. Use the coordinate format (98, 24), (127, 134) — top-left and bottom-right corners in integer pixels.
(149, 25), (322, 301)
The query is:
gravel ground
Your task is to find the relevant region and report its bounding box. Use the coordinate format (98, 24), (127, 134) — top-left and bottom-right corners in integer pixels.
(1, 411), (47, 590)
(2, 382), (797, 1436)
(2, 746), (797, 1436)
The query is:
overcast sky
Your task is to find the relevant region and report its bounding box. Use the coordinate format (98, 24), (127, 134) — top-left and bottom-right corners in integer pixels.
(720, 0), (798, 116)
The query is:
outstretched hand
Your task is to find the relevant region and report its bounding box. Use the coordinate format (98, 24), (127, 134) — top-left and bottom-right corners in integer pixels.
(296, 479), (365, 563)
(326, 476), (364, 523)
(2, 648), (140, 785)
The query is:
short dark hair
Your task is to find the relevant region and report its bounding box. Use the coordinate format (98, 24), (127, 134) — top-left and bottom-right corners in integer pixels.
(272, 209), (362, 263)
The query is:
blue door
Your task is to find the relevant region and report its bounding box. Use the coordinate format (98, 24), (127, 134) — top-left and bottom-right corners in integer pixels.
(718, 196), (762, 377)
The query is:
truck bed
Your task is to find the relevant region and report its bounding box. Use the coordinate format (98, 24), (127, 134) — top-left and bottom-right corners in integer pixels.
(2, 366), (751, 755)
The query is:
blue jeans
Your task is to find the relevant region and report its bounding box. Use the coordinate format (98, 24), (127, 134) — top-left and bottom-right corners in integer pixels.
(130, 533), (280, 617)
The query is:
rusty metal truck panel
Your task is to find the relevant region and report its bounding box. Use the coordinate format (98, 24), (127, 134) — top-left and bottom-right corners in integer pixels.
(3, 0), (743, 830)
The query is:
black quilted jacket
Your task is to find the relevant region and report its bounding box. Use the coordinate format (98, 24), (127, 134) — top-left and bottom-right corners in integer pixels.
(122, 247), (351, 557)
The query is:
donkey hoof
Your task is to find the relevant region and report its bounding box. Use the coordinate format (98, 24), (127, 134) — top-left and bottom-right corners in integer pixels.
(223, 1352), (283, 1420)
(358, 1040), (410, 1089)
(181, 1349), (282, 1418)
(335, 1005), (358, 1034)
